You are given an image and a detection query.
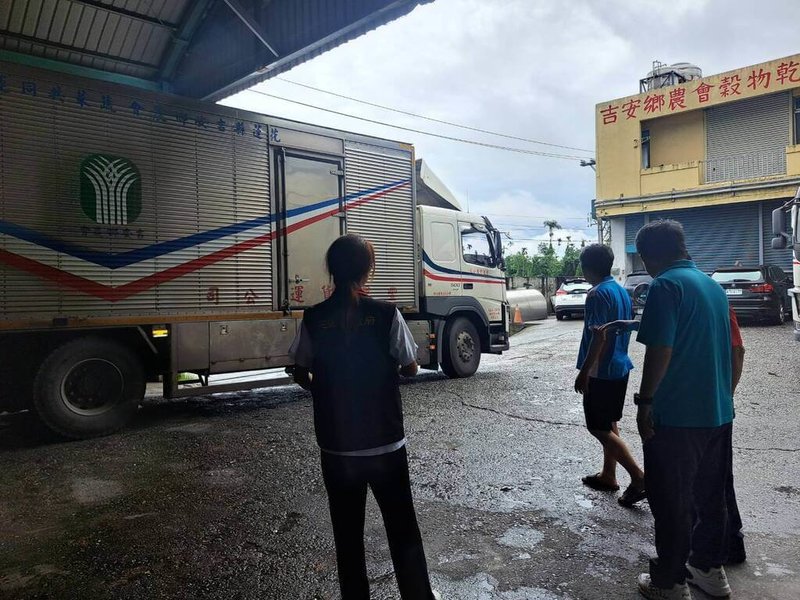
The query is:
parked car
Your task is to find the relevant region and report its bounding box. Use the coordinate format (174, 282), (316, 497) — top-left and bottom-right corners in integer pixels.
(711, 265), (792, 324)
(623, 271), (653, 315)
(552, 278), (593, 320)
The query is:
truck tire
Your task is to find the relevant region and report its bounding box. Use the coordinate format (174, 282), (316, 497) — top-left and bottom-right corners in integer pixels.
(441, 317), (481, 379)
(32, 337), (145, 439)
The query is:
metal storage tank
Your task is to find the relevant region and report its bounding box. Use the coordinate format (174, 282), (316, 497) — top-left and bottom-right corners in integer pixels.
(507, 289), (548, 322)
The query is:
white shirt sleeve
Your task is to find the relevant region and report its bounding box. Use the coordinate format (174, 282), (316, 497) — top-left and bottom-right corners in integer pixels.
(288, 322), (313, 368)
(389, 309), (418, 367)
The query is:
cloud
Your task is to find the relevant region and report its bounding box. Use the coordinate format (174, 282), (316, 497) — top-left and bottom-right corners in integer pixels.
(223, 0), (800, 256)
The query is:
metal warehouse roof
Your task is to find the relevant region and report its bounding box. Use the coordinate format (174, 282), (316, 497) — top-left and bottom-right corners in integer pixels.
(0, 0), (431, 100)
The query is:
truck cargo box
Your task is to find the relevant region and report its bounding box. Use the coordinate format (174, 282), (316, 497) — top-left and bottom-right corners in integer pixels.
(0, 61), (417, 331)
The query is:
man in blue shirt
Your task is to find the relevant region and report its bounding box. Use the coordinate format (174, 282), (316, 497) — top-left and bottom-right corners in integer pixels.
(609, 220), (734, 600)
(574, 244), (645, 508)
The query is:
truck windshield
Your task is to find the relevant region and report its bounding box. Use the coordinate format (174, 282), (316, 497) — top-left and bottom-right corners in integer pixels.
(461, 225), (495, 268)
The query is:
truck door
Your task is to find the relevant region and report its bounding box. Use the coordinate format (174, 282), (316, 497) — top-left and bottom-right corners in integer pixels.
(277, 151), (343, 308)
(459, 221), (506, 323)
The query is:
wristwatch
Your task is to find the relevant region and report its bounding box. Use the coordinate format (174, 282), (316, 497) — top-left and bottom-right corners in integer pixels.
(634, 393), (653, 406)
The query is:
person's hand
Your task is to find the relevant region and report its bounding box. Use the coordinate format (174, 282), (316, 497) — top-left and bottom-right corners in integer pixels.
(574, 369), (590, 394)
(599, 320), (636, 336)
(637, 404), (655, 441)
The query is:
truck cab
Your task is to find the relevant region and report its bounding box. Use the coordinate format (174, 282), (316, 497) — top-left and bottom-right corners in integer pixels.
(772, 189), (800, 341)
(416, 205), (509, 376)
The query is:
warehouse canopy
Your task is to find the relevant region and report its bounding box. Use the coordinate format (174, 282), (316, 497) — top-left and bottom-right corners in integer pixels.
(0, 0), (431, 100)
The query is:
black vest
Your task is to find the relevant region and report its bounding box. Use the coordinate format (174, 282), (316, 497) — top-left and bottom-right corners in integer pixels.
(303, 295), (404, 452)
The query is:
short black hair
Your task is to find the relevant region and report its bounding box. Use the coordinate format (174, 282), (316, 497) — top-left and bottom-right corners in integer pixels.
(635, 220), (688, 263)
(580, 243), (614, 277)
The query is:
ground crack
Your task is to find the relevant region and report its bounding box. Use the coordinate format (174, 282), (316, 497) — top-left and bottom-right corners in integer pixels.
(455, 395), (581, 428)
(733, 445), (800, 453)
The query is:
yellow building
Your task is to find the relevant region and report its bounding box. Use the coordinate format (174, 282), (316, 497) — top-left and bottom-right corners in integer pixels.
(595, 54), (799, 277)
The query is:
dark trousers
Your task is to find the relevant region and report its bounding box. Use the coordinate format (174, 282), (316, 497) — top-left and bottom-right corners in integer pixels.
(724, 470), (746, 562)
(320, 446), (435, 600)
(644, 423), (733, 587)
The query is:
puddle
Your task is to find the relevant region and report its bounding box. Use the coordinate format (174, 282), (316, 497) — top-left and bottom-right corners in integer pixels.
(71, 478), (123, 505)
(765, 562), (795, 577)
(497, 526), (544, 550)
(431, 572), (567, 600)
(573, 494), (593, 509)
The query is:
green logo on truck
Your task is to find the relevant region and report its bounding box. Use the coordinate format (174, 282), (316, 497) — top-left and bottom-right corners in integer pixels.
(80, 154), (142, 225)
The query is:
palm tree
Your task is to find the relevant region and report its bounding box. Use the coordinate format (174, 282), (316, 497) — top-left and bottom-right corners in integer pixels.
(543, 220), (562, 248)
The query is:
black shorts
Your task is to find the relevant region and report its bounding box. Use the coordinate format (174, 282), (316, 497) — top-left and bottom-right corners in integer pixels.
(583, 376), (629, 432)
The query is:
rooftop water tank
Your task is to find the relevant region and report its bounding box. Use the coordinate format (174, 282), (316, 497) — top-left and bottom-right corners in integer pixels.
(641, 62), (703, 92)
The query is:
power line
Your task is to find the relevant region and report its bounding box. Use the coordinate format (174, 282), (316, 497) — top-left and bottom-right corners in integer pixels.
(274, 77), (595, 155)
(486, 214), (589, 222)
(245, 89), (589, 161)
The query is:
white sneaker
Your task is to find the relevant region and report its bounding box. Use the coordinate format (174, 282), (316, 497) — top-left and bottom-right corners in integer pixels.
(637, 573), (691, 600)
(432, 591), (442, 600)
(686, 564), (731, 597)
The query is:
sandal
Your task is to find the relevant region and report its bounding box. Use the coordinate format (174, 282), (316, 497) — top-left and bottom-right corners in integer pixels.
(618, 483), (647, 507)
(581, 474), (620, 492)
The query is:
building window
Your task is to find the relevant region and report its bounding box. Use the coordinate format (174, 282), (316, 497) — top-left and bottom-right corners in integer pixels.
(641, 128), (651, 169)
(794, 98), (800, 145)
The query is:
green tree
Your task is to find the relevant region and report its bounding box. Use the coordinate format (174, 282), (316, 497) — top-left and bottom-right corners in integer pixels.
(504, 250), (533, 278)
(561, 242), (582, 277)
(530, 242), (561, 277)
(543, 220), (561, 248)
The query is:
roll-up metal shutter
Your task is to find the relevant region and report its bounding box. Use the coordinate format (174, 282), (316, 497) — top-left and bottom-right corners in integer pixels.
(344, 141), (417, 310)
(762, 199), (794, 271)
(651, 204), (760, 273)
(625, 214), (645, 253)
(705, 91), (791, 183)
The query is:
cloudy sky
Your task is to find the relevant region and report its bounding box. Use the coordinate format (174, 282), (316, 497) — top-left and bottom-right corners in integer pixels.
(223, 0), (800, 256)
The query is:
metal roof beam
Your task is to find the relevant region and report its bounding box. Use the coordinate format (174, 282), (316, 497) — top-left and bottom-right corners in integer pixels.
(70, 0), (178, 29)
(159, 0), (217, 82)
(0, 30), (159, 71)
(0, 49), (167, 92)
(204, 0), (423, 101)
(222, 0), (279, 58)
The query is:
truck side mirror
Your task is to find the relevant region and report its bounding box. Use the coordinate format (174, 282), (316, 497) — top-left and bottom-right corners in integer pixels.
(633, 282), (650, 306)
(771, 207), (789, 249)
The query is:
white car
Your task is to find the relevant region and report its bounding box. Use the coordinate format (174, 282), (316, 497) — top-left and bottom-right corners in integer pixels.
(552, 279), (593, 320)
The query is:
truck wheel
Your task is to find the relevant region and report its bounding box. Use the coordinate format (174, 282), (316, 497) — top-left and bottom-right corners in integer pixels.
(32, 337), (145, 439)
(441, 317), (481, 378)
(555, 312), (565, 321)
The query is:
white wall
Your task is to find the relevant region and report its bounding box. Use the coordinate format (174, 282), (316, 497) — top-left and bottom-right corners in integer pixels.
(609, 217), (627, 282)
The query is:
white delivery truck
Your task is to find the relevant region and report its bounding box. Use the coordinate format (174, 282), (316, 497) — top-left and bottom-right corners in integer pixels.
(0, 61), (509, 439)
(772, 187), (800, 341)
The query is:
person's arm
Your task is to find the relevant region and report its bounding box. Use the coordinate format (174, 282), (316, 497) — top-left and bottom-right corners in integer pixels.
(599, 319), (640, 335)
(293, 367), (312, 391)
(729, 307), (745, 394)
(634, 279), (679, 441)
(574, 327), (605, 394)
(732, 346), (745, 394)
(400, 361), (419, 377)
(635, 345), (672, 441)
(288, 323), (313, 390)
(390, 309), (419, 378)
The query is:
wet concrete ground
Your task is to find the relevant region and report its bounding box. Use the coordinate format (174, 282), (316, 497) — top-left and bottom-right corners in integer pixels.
(1, 319), (798, 599)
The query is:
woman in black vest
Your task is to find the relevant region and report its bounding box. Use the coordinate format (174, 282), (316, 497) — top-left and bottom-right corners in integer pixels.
(290, 234), (440, 600)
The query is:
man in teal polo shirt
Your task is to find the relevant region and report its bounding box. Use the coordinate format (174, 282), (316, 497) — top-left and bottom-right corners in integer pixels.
(625, 220), (734, 600)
